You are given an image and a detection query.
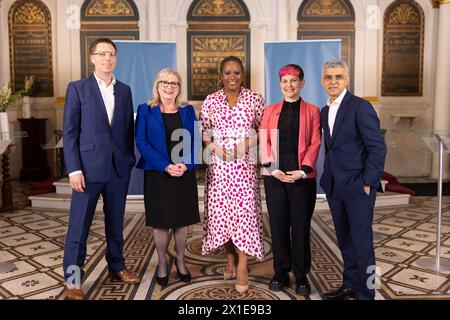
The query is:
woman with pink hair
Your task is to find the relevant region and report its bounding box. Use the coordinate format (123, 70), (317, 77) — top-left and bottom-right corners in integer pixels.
(260, 64), (321, 296)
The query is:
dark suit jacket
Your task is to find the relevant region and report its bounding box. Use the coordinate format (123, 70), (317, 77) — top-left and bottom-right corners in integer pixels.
(135, 103), (200, 173)
(320, 91), (386, 199)
(63, 75), (135, 183)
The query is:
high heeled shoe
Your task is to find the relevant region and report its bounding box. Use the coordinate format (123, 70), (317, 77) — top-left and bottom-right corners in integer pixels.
(224, 251), (238, 280)
(156, 263), (169, 286)
(175, 261), (191, 283)
(235, 268), (249, 294)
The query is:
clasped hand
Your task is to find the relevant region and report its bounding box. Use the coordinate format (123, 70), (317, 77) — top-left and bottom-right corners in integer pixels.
(213, 142), (248, 161)
(271, 169), (304, 183)
(165, 163), (188, 177)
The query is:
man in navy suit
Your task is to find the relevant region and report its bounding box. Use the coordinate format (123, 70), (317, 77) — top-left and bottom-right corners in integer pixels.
(319, 60), (386, 300)
(63, 38), (139, 300)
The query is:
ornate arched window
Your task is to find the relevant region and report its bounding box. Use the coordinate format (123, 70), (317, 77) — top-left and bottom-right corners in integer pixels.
(187, 0), (250, 100)
(382, 0), (424, 96)
(298, 0), (355, 92)
(80, 0), (139, 78)
(8, 0), (53, 96)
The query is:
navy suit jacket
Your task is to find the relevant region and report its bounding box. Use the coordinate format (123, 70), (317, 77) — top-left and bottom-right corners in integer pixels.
(135, 103), (200, 173)
(320, 91), (386, 199)
(63, 75), (135, 183)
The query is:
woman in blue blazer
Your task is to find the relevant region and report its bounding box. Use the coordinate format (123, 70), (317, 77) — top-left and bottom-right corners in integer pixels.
(135, 68), (200, 286)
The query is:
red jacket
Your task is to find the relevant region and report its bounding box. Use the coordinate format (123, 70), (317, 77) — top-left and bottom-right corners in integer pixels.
(260, 99), (321, 177)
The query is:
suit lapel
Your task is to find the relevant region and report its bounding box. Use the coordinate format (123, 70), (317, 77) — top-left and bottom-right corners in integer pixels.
(111, 82), (121, 128)
(90, 75), (110, 127)
(329, 91), (352, 148)
(152, 105), (165, 129)
(322, 106), (331, 147)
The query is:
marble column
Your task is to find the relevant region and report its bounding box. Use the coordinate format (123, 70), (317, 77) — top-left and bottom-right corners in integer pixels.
(148, 0), (161, 41)
(276, 0), (289, 41)
(431, 1), (450, 179)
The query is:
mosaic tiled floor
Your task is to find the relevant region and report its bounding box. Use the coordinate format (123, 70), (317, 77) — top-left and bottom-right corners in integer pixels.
(0, 182), (449, 300)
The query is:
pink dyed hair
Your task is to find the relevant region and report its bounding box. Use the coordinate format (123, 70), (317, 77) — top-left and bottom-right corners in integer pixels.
(278, 64), (304, 80)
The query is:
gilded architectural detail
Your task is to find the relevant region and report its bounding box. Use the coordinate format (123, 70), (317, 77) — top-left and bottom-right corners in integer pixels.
(192, 0), (245, 17)
(13, 3), (46, 24)
(382, 1), (424, 96)
(190, 34), (247, 98)
(86, 0), (134, 17)
(303, 0), (350, 17)
(388, 3), (420, 25)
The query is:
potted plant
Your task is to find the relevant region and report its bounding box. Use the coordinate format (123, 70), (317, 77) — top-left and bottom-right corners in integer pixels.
(0, 82), (24, 140)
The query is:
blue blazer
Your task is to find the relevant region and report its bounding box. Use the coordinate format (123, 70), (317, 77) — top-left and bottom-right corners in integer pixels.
(320, 91), (386, 199)
(63, 75), (135, 183)
(135, 103), (200, 173)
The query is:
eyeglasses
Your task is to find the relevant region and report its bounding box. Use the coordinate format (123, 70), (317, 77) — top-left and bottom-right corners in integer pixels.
(92, 51), (117, 57)
(323, 74), (345, 81)
(159, 81), (180, 88)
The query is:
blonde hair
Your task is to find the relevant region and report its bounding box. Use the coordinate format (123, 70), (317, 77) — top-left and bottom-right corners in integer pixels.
(148, 68), (186, 107)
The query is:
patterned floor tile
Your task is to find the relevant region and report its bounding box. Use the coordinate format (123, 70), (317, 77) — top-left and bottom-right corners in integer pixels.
(0, 226), (28, 238)
(376, 247), (415, 264)
(14, 241), (60, 256)
(402, 230), (437, 242)
(390, 268), (447, 292)
(0, 233), (43, 247)
(32, 251), (64, 267)
(373, 224), (404, 236)
(2, 273), (60, 296)
(0, 261), (37, 281)
(1, 182), (450, 300)
(415, 222), (450, 234)
(383, 238), (430, 252)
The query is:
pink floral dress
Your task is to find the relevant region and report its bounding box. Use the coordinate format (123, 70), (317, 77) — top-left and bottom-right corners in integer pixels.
(200, 87), (266, 261)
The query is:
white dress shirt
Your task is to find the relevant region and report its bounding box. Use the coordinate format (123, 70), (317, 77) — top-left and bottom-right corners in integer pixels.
(69, 73), (116, 177)
(94, 72), (116, 125)
(327, 88), (347, 137)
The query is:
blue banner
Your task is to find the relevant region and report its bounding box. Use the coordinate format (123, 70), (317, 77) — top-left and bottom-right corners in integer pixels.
(114, 41), (177, 112)
(114, 41), (177, 195)
(264, 40), (341, 195)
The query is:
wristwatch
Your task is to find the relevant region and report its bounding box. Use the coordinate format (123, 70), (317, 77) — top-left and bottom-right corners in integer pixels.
(300, 170), (307, 179)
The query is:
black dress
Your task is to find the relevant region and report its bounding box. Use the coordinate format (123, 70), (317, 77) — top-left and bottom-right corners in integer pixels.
(144, 111), (200, 228)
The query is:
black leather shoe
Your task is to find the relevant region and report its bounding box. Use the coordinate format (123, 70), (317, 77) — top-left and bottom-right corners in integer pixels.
(175, 261), (191, 283)
(295, 276), (311, 295)
(268, 273), (290, 291)
(322, 286), (356, 300)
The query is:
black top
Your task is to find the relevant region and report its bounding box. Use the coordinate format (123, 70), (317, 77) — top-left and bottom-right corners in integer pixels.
(278, 99), (301, 172)
(162, 111), (183, 164)
(268, 98), (313, 175)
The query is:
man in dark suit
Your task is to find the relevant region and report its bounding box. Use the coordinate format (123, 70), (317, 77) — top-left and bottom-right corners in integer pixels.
(63, 38), (139, 300)
(319, 60), (386, 300)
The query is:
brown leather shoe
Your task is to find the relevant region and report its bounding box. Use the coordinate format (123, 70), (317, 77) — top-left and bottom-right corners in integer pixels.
(64, 286), (85, 300)
(108, 270), (140, 284)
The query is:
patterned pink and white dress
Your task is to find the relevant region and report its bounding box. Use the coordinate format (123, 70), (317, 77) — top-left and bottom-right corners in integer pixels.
(200, 87), (266, 261)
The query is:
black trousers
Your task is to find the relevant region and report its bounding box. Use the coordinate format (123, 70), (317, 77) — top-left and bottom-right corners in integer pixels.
(264, 176), (316, 281)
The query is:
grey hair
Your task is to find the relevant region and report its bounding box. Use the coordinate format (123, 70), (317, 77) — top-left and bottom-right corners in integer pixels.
(322, 59), (349, 76)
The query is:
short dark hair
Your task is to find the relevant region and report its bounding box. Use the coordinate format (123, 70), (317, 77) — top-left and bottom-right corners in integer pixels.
(220, 56), (244, 74)
(89, 38), (117, 55)
(279, 64), (304, 81)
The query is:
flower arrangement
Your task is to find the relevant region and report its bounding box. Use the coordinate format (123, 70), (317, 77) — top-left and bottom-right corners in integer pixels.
(0, 76), (34, 112)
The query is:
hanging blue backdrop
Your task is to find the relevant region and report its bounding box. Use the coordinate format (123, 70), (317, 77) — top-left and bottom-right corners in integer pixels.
(264, 40), (341, 195)
(114, 41), (177, 195)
